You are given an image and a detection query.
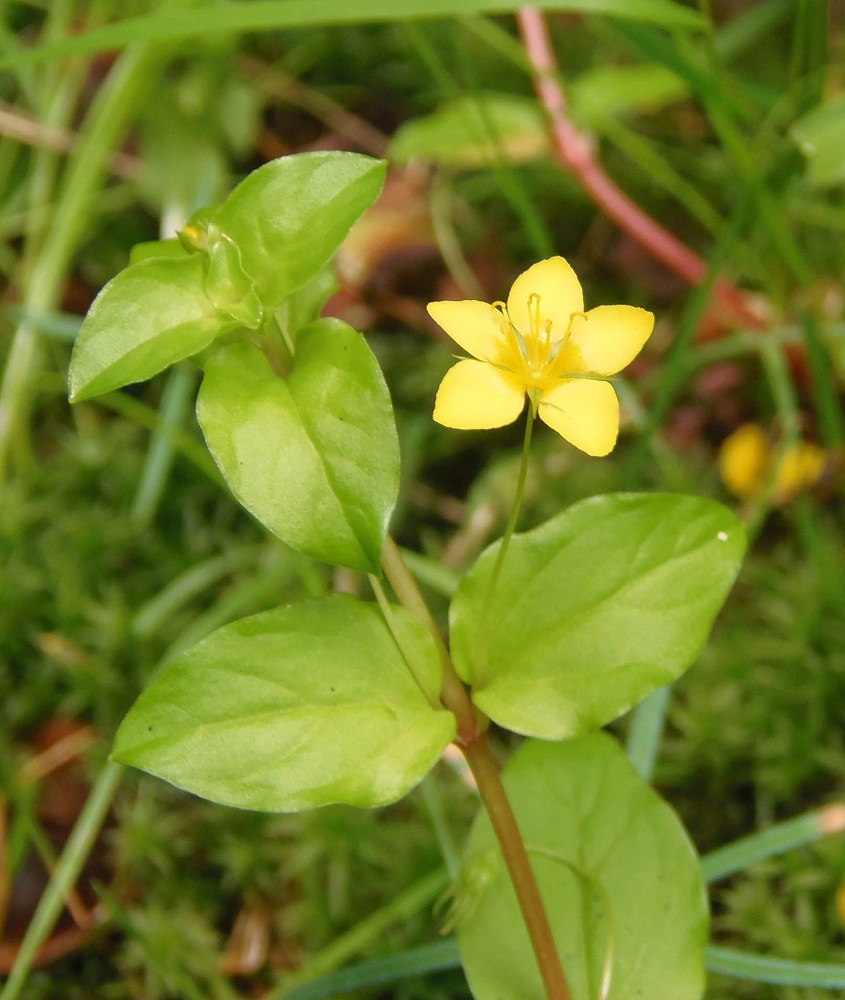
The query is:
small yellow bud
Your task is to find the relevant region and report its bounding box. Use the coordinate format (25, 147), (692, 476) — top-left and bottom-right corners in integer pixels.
(719, 423), (827, 505)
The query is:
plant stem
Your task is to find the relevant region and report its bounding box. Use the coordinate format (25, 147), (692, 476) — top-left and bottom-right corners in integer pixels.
(481, 404), (534, 620)
(381, 536), (572, 1000)
(381, 535), (481, 745)
(461, 731), (573, 1000)
(369, 571), (443, 709)
(516, 6), (765, 332)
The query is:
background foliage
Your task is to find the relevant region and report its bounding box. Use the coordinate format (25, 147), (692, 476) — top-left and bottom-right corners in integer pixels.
(2, 1), (845, 998)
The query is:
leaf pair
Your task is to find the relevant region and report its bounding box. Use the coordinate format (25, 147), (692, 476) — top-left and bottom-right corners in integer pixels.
(69, 152), (399, 574)
(69, 151), (386, 401)
(111, 496), (743, 1000)
(113, 493), (744, 814)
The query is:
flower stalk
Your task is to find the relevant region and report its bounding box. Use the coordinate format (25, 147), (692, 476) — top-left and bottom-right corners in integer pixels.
(482, 403), (536, 622)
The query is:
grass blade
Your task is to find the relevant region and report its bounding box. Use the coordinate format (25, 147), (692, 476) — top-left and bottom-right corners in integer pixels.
(0, 1), (705, 69)
(706, 946), (845, 988)
(0, 763), (124, 1000)
(277, 940), (462, 1000)
(701, 805), (845, 883)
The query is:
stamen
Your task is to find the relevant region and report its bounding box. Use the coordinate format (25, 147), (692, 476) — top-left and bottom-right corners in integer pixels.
(489, 301), (514, 353)
(560, 310), (588, 349)
(528, 292), (541, 339)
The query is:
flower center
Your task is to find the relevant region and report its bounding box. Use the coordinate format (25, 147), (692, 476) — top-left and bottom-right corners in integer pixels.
(493, 295), (582, 390)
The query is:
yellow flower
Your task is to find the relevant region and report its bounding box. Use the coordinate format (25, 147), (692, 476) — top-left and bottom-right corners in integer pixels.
(718, 423), (769, 499)
(719, 422), (827, 505)
(427, 256), (654, 456)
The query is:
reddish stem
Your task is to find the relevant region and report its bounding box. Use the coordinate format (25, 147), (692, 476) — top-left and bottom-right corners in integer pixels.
(516, 6), (766, 331)
(462, 732), (573, 1000)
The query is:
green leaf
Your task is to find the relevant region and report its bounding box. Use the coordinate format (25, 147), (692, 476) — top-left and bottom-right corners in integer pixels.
(208, 151), (386, 310)
(112, 594), (456, 811)
(390, 95), (550, 169)
(568, 64), (688, 128)
(129, 238), (189, 264)
(196, 320), (400, 573)
(457, 734), (707, 1000)
(790, 97), (845, 188)
(449, 493), (745, 739)
(275, 265), (339, 347)
(68, 256), (229, 402)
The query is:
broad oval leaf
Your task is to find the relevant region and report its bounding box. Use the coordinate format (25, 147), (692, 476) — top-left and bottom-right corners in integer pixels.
(112, 594), (456, 811)
(210, 151), (386, 310)
(449, 493), (745, 739)
(390, 94), (550, 169)
(196, 319), (400, 573)
(568, 64), (687, 127)
(790, 96), (845, 189)
(458, 734), (707, 1000)
(68, 255), (227, 402)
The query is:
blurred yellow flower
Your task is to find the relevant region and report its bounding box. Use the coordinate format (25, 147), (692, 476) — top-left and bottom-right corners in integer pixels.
(427, 256), (654, 456)
(719, 423), (827, 505)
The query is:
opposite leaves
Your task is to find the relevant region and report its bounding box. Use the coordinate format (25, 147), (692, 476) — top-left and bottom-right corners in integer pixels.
(68, 151), (385, 401)
(112, 594), (455, 812)
(449, 493), (746, 739)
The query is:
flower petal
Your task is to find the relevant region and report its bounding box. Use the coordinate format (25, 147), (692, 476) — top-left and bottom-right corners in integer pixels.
(506, 256), (584, 340)
(427, 300), (505, 361)
(434, 359), (525, 429)
(566, 304), (654, 376)
(538, 378), (619, 456)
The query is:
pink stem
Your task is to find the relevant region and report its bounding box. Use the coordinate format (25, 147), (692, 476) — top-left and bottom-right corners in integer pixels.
(516, 6), (766, 331)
